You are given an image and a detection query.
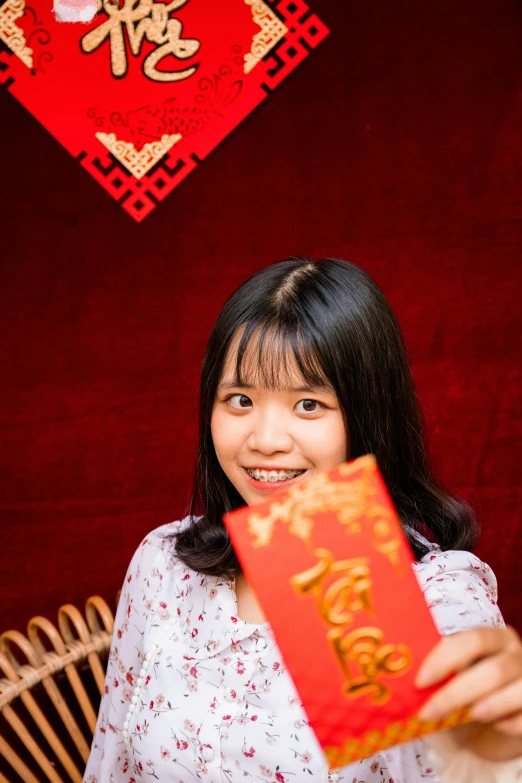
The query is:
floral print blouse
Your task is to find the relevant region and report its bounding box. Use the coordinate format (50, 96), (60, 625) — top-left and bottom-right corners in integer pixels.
(83, 518), (507, 783)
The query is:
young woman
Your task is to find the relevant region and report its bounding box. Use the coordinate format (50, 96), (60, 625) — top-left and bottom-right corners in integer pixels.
(83, 258), (522, 783)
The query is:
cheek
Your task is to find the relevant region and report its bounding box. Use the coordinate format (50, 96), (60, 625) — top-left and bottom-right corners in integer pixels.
(210, 408), (244, 465)
(210, 408), (227, 461)
(303, 415), (347, 466)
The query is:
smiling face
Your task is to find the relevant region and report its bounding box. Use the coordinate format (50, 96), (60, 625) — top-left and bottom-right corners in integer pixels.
(210, 329), (348, 506)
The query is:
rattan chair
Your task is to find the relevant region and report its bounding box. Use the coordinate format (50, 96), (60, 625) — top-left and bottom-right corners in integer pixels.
(0, 595), (117, 783)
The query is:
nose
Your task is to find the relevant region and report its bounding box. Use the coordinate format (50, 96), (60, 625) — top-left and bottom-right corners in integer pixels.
(247, 409), (293, 455)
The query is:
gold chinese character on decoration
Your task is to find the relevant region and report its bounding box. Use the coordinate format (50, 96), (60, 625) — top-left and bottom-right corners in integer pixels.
(328, 626), (411, 704)
(81, 0), (200, 82)
(291, 548), (373, 625)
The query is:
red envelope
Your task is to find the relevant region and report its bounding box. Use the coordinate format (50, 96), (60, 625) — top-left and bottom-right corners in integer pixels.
(224, 455), (470, 768)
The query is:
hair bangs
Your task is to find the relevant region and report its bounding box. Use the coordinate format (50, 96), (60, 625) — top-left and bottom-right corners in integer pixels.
(234, 320), (330, 392)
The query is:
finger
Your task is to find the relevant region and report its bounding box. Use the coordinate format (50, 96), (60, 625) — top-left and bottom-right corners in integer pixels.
(494, 713), (522, 735)
(417, 650), (522, 721)
(470, 679), (522, 723)
(416, 626), (520, 689)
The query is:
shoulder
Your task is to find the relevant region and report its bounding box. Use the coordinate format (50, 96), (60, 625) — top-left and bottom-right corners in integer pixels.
(135, 515), (193, 553)
(124, 516), (194, 590)
(137, 515), (194, 551)
(412, 548), (505, 634)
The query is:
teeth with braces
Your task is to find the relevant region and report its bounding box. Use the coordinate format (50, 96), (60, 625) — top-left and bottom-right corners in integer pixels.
(246, 468), (305, 482)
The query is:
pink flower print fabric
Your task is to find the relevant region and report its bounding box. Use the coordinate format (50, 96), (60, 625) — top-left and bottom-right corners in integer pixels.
(82, 519), (506, 783)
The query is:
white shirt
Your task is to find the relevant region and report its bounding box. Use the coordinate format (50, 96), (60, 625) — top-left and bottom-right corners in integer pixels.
(83, 518), (519, 783)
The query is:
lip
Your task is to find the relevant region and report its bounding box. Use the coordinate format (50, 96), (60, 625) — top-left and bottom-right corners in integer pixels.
(242, 465), (308, 471)
(242, 466), (309, 492)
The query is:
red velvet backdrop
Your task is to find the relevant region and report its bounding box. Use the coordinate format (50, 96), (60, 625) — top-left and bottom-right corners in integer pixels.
(1, 0), (521, 635)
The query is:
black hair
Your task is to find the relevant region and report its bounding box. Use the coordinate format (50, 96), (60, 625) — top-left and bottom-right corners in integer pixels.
(174, 258), (479, 575)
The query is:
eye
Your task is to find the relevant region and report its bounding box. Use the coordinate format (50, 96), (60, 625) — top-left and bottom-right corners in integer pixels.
(295, 399), (325, 414)
(226, 393), (252, 409)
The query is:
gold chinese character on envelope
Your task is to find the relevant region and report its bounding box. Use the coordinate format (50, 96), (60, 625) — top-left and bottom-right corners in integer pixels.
(224, 455), (470, 768)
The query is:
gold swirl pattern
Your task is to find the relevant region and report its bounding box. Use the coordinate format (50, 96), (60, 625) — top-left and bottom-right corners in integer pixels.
(324, 707), (471, 768)
(0, 0), (33, 68)
(244, 0), (288, 74)
(94, 132), (182, 179)
(247, 455), (402, 568)
(248, 469), (369, 547)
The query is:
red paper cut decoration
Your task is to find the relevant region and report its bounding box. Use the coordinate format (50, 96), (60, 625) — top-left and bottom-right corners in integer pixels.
(0, 0), (329, 221)
(224, 455), (471, 768)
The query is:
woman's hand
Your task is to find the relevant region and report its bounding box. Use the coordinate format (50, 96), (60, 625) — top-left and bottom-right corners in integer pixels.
(416, 626), (522, 762)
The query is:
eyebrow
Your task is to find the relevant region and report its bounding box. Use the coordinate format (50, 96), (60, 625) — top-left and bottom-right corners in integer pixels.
(217, 380), (334, 394)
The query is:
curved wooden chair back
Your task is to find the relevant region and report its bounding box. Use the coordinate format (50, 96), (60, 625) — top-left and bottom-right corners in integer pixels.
(0, 596), (116, 783)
